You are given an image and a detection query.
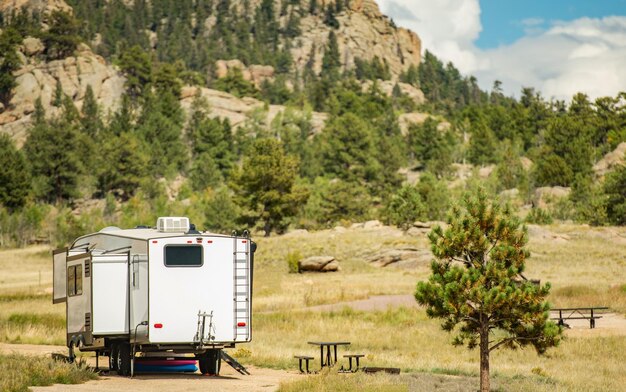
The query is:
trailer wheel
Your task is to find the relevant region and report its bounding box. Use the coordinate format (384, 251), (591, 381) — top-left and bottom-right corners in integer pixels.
(109, 343), (119, 371)
(199, 349), (221, 376)
(116, 343), (131, 377)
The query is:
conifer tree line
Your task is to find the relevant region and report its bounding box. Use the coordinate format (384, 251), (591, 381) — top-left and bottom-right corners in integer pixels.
(0, 2), (625, 247)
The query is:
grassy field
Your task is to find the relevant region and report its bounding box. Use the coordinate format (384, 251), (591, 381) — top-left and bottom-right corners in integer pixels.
(0, 224), (624, 391)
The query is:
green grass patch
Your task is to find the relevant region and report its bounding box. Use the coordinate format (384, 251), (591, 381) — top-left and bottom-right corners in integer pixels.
(0, 354), (97, 392)
(0, 293), (49, 303)
(6, 313), (65, 329)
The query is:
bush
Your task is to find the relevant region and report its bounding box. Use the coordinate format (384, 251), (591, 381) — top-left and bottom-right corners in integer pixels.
(525, 207), (553, 225)
(286, 251), (302, 274)
(382, 184), (425, 230)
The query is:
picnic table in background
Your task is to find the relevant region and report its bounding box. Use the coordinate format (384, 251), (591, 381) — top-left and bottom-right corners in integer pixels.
(307, 341), (350, 368)
(551, 307), (609, 329)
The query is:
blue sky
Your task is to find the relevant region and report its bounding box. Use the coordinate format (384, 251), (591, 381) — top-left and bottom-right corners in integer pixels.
(377, 0), (626, 99)
(477, 0), (626, 48)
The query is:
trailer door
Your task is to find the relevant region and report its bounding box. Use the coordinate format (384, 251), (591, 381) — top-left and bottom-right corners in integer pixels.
(91, 253), (129, 335)
(148, 236), (239, 344)
(66, 252), (92, 344)
(52, 248), (67, 304)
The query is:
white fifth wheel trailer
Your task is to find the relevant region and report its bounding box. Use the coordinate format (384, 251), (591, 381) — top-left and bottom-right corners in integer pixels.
(52, 217), (256, 376)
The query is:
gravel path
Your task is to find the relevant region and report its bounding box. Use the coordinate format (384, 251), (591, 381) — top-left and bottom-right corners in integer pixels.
(0, 343), (298, 392)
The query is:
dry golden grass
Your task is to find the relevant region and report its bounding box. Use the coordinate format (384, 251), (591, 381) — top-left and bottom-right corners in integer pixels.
(0, 224), (624, 391)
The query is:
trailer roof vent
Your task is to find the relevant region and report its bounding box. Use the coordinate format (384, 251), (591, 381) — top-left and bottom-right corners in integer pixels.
(156, 217), (190, 233)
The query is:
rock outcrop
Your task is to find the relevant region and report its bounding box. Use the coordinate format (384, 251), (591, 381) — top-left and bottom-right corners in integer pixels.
(214, 60), (276, 89)
(367, 246), (432, 268)
(178, 86), (328, 134)
(298, 255), (339, 272)
(0, 0), (72, 15)
(291, 0), (421, 78)
(1, 41), (125, 146)
(593, 142), (626, 177)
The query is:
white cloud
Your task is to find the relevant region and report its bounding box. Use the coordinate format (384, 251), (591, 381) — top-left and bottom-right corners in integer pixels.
(377, 0), (486, 72)
(376, 1), (626, 100)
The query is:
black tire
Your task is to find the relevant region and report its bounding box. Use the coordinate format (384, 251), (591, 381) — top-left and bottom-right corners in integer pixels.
(199, 356), (208, 375)
(117, 343), (131, 377)
(109, 343), (119, 371)
(199, 349), (221, 376)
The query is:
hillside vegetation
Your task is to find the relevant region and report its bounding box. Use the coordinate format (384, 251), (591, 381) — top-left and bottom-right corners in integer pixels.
(0, 0), (624, 247)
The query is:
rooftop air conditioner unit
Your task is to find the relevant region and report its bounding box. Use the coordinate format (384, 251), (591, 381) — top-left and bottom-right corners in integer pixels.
(156, 217), (190, 233)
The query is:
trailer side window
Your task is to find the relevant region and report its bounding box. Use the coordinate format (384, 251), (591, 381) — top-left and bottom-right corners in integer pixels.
(67, 264), (83, 296)
(165, 245), (203, 267)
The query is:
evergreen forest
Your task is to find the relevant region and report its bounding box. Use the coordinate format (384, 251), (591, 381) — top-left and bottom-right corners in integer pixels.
(0, 0), (625, 247)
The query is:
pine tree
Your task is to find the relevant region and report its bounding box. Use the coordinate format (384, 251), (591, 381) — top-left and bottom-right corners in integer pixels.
(80, 85), (102, 138)
(0, 134), (31, 210)
(0, 27), (22, 109)
(187, 92), (235, 175)
(321, 31), (341, 78)
(118, 45), (152, 99)
(97, 132), (149, 200)
(416, 189), (563, 392)
(604, 164), (626, 225)
(232, 138), (308, 236)
(23, 99), (83, 202)
(383, 184), (425, 230)
(318, 112), (381, 185)
(42, 11), (81, 60)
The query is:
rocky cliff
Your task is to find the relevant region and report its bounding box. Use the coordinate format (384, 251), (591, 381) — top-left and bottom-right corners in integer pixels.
(292, 0), (421, 77)
(0, 0), (423, 142)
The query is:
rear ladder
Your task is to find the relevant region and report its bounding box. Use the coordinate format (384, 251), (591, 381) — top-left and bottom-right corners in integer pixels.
(232, 233), (250, 340)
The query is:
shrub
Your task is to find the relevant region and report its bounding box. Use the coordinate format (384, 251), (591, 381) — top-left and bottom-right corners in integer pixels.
(286, 251), (302, 274)
(525, 208), (553, 225)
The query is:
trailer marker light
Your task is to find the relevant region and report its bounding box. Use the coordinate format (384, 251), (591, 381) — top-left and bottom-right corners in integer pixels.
(237, 322), (246, 327)
(152, 240), (158, 244)
(154, 323), (163, 328)
(207, 240), (213, 244)
(242, 240), (247, 243)
(187, 240), (193, 243)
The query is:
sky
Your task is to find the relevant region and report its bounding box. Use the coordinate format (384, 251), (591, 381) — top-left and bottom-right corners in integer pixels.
(376, 0), (626, 100)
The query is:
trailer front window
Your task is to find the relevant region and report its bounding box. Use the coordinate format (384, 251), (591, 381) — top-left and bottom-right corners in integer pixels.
(165, 245), (203, 267)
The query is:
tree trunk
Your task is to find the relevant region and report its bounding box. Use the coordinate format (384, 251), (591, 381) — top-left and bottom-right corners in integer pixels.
(479, 324), (490, 392)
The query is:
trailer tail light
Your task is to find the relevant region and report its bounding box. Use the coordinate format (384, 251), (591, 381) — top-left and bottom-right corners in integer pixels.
(237, 322), (246, 327)
(154, 323), (163, 328)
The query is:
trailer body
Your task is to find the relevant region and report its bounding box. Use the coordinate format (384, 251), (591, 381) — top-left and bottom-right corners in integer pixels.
(52, 217), (254, 375)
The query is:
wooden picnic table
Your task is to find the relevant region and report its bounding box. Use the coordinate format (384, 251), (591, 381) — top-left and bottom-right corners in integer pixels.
(551, 307), (609, 329)
(308, 341), (350, 369)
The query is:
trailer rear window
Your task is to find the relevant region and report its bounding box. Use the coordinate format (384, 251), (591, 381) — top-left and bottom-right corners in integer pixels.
(164, 245), (203, 267)
(67, 264), (82, 296)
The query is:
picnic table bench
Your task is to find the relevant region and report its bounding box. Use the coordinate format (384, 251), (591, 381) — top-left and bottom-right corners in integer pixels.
(295, 341), (366, 373)
(551, 307), (609, 329)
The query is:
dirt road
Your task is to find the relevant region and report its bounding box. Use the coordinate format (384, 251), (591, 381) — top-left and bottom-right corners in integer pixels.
(0, 343), (298, 392)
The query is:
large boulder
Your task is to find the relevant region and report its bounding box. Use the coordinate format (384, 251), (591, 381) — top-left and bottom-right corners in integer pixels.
(21, 37), (44, 56)
(367, 247), (432, 268)
(533, 187), (571, 209)
(298, 256), (339, 272)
